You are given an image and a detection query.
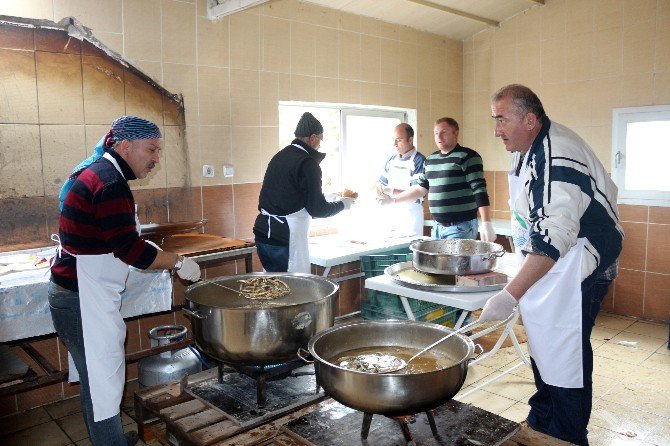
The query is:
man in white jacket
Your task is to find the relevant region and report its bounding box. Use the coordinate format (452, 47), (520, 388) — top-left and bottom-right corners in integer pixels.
(479, 85), (623, 446)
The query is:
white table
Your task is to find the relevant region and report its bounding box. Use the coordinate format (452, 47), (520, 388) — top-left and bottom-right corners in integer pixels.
(308, 234), (426, 282)
(365, 256), (530, 397)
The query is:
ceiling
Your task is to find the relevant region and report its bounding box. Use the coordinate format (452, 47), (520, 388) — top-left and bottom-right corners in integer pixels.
(301, 0), (545, 41)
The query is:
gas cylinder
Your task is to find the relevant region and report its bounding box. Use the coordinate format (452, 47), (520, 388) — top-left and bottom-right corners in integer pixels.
(137, 325), (202, 388)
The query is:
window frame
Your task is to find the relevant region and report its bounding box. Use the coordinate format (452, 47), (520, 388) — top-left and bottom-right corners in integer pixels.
(611, 104), (670, 207)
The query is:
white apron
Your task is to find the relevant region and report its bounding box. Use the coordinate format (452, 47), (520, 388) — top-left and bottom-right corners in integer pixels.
(509, 156), (585, 388)
(385, 150), (424, 236)
(259, 144), (313, 274)
(72, 152), (132, 421)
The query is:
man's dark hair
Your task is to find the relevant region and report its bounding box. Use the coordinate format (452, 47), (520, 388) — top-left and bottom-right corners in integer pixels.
(397, 122), (414, 139)
(492, 84), (547, 121)
(434, 117), (459, 132)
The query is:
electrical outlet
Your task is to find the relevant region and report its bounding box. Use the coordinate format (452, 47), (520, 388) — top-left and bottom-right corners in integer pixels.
(223, 164), (234, 178)
(202, 165), (215, 178)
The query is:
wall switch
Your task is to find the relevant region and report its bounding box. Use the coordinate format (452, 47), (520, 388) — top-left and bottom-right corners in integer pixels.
(202, 165), (215, 177)
(223, 164), (234, 178)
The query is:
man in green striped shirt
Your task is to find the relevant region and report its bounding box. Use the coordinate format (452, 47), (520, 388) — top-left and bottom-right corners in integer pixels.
(386, 117), (496, 241)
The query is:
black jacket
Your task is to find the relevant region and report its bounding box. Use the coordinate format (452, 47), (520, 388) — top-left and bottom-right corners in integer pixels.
(253, 139), (344, 245)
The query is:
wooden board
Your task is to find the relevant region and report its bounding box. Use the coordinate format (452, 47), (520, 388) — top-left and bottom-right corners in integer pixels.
(157, 234), (254, 257)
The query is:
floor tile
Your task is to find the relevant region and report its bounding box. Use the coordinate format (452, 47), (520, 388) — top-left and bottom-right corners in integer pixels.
(590, 400), (667, 441)
(509, 362), (535, 381)
(624, 321), (669, 340)
(592, 374), (622, 399)
(593, 342), (655, 365)
(477, 373), (536, 402)
(588, 424), (644, 446)
(0, 406), (52, 435)
(628, 366), (670, 393)
(655, 342), (669, 356)
(498, 401), (530, 423)
(476, 345), (524, 371)
(595, 314), (636, 331)
(607, 332), (667, 353)
(44, 396), (82, 420)
(462, 363), (496, 387)
(645, 419), (670, 446)
(457, 389), (517, 415)
(600, 382), (670, 418)
(1, 420), (72, 446)
(639, 352), (670, 369)
(55, 411), (88, 442)
(593, 355), (639, 380)
(591, 325), (623, 342)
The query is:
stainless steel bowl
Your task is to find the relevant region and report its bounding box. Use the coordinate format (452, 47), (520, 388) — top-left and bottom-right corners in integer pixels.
(184, 273), (338, 365)
(308, 320), (474, 416)
(410, 239), (505, 275)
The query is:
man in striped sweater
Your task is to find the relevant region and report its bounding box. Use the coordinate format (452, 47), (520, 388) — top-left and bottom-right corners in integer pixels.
(387, 117), (497, 242)
(49, 116), (201, 446)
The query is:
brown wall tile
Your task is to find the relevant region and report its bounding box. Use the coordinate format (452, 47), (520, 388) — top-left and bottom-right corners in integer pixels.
(232, 183), (261, 240)
(649, 206), (670, 224)
(0, 124), (43, 198)
(492, 170), (510, 212)
(0, 49), (39, 124)
(124, 69), (163, 125)
(35, 51), (84, 124)
(645, 273), (670, 321)
(0, 394), (18, 417)
(134, 188), (169, 225)
(17, 382), (63, 412)
(619, 204), (648, 222)
(336, 278), (362, 316)
(618, 222), (647, 271)
(613, 269), (645, 318)
(0, 25), (34, 50)
(125, 320), (141, 354)
(0, 197), (48, 249)
(82, 55), (126, 125)
(34, 28), (81, 54)
(202, 185), (235, 238)
(646, 224), (670, 274)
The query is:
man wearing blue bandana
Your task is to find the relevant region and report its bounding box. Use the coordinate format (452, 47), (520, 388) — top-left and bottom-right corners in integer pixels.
(49, 116), (202, 446)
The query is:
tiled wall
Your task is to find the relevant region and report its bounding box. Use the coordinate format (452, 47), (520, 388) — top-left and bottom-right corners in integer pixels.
(463, 0), (670, 322)
(0, 0), (463, 416)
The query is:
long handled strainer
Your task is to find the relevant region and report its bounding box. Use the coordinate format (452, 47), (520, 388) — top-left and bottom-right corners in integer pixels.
(339, 320), (480, 374)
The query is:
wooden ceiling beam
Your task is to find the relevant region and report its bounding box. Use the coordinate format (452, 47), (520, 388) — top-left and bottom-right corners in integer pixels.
(403, 0), (499, 27)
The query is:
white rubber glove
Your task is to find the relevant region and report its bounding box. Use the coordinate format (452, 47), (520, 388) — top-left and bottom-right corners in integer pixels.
(340, 197), (355, 210)
(177, 257), (201, 282)
(479, 221), (497, 242)
(377, 195), (395, 206)
(478, 289), (517, 323)
(145, 239), (162, 251)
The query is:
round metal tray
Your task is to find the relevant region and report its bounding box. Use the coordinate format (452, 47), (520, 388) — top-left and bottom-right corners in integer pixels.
(384, 261), (506, 293)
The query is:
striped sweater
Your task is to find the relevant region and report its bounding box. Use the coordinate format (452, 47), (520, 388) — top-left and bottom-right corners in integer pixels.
(513, 119), (623, 277)
(417, 144), (490, 225)
(51, 151), (158, 291)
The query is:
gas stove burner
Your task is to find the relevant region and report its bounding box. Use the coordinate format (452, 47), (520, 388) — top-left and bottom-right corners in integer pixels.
(215, 358), (316, 407)
(361, 411), (438, 443)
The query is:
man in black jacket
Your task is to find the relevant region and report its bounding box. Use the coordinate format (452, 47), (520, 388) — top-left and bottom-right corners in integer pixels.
(253, 112), (354, 272)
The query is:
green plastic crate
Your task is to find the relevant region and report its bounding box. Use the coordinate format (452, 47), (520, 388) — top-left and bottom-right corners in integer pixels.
(360, 252), (412, 279)
(361, 304), (460, 327)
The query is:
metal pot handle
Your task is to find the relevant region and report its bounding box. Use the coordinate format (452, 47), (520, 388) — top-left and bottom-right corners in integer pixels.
(182, 307), (209, 319)
(485, 249), (506, 260)
(470, 343), (485, 361)
(296, 347), (314, 364)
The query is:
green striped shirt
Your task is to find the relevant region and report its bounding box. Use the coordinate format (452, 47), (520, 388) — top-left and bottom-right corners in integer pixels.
(418, 144), (490, 224)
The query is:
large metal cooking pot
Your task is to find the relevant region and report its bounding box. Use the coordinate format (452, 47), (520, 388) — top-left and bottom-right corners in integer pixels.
(307, 320), (476, 416)
(184, 273), (337, 365)
(410, 239), (505, 275)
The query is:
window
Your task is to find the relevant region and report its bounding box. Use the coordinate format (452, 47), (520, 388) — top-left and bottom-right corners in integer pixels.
(278, 102), (413, 230)
(612, 105), (670, 206)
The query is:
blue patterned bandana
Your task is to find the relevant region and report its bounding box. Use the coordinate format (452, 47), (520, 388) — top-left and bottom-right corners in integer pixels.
(104, 115), (161, 147)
